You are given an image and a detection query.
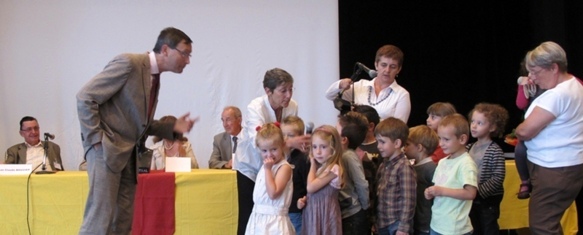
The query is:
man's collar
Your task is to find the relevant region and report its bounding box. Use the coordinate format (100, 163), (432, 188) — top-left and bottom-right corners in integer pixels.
(24, 141), (42, 148)
(148, 51), (160, 74)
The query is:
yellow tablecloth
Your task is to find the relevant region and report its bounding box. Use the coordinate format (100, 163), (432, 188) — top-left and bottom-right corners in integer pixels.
(500, 160), (578, 234)
(0, 170), (238, 234)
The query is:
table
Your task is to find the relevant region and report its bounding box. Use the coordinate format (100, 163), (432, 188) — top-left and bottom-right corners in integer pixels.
(0, 170), (238, 234)
(500, 160), (578, 234)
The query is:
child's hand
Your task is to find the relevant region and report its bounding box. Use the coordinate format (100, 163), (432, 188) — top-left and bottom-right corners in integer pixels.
(263, 157), (274, 169)
(424, 186), (435, 199)
(297, 196), (307, 209)
(517, 76), (530, 85)
(355, 147), (367, 161)
(310, 156), (317, 165)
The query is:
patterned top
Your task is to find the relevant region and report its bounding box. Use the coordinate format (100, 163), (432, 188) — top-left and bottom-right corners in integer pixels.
(375, 153), (416, 232)
(467, 141), (505, 198)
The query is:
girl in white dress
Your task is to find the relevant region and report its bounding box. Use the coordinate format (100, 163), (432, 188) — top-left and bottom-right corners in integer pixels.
(245, 123), (295, 235)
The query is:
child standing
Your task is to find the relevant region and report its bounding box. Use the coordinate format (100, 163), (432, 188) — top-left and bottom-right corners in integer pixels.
(467, 103), (508, 234)
(298, 125), (344, 235)
(337, 112), (370, 235)
(425, 114), (478, 235)
(403, 125), (439, 235)
(374, 117), (416, 235)
(245, 123), (295, 235)
(425, 102), (457, 164)
(281, 116), (310, 232)
(352, 104), (381, 234)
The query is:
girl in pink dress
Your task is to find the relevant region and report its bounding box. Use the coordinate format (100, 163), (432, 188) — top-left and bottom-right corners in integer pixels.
(298, 125), (344, 235)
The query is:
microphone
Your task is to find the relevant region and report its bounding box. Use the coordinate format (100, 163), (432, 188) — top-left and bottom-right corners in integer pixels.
(36, 133), (56, 174)
(356, 62), (378, 78)
(44, 133), (55, 140)
(305, 122), (314, 135)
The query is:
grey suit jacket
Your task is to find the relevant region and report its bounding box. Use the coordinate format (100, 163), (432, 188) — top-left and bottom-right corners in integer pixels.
(5, 141), (64, 171)
(208, 132), (233, 169)
(76, 53), (174, 172)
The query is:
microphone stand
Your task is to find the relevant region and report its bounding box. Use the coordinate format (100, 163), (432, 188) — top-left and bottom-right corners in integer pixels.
(35, 135), (55, 175)
(349, 65), (364, 106)
(334, 63), (363, 114)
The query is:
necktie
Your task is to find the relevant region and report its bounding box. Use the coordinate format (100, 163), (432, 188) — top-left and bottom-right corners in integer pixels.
(232, 136), (238, 153)
(147, 74), (160, 119)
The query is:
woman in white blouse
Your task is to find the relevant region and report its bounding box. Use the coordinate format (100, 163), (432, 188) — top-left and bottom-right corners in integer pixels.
(150, 115), (199, 170)
(325, 44), (411, 123)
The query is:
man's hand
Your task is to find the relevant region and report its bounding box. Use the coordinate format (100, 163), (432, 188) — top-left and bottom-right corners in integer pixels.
(286, 135), (311, 153)
(223, 159), (233, 169)
(174, 112), (198, 134)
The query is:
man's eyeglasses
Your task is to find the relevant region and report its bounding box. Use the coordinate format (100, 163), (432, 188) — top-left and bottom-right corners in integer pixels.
(173, 48), (191, 58)
(21, 126), (40, 132)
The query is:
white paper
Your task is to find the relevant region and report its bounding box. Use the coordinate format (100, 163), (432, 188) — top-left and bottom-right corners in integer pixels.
(0, 164), (33, 175)
(165, 157), (191, 172)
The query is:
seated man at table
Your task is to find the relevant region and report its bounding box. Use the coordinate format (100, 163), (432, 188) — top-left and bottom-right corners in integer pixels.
(4, 116), (64, 171)
(209, 106), (243, 169)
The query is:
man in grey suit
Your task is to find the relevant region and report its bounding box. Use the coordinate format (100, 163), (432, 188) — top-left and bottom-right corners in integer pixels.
(209, 106), (243, 169)
(5, 116), (64, 171)
(76, 27), (196, 235)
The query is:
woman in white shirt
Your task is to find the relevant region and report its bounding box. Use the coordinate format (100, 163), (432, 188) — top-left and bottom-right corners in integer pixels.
(515, 41), (583, 235)
(234, 68), (311, 234)
(325, 45), (411, 123)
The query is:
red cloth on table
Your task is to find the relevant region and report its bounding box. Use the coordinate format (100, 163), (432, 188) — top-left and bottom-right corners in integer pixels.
(132, 171), (175, 235)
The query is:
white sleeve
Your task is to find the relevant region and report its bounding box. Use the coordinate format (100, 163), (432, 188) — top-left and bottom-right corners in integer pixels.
(392, 91), (411, 123)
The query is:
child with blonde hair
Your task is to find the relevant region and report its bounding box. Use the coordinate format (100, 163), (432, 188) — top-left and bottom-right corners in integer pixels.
(467, 103), (508, 234)
(281, 116), (310, 232)
(245, 123), (294, 235)
(425, 114), (478, 235)
(298, 125), (344, 235)
(404, 125), (438, 235)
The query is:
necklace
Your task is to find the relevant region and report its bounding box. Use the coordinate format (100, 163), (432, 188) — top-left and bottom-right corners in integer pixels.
(163, 141), (175, 150)
(367, 86), (392, 106)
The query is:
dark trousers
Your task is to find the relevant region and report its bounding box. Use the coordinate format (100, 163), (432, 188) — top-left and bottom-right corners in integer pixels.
(236, 171), (255, 235)
(342, 208), (368, 235)
(528, 161), (583, 235)
(469, 194), (502, 235)
(514, 140), (529, 181)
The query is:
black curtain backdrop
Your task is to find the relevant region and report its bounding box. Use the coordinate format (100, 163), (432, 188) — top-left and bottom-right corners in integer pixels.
(339, 1), (583, 153)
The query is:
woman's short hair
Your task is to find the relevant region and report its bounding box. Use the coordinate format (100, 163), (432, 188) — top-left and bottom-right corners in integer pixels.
(263, 68), (294, 92)
(525, 41), (568, 72)
(375, 45), (404, 67)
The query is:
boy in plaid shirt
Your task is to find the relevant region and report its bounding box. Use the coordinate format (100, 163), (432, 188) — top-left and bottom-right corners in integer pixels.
(374, 117), (416, 235)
